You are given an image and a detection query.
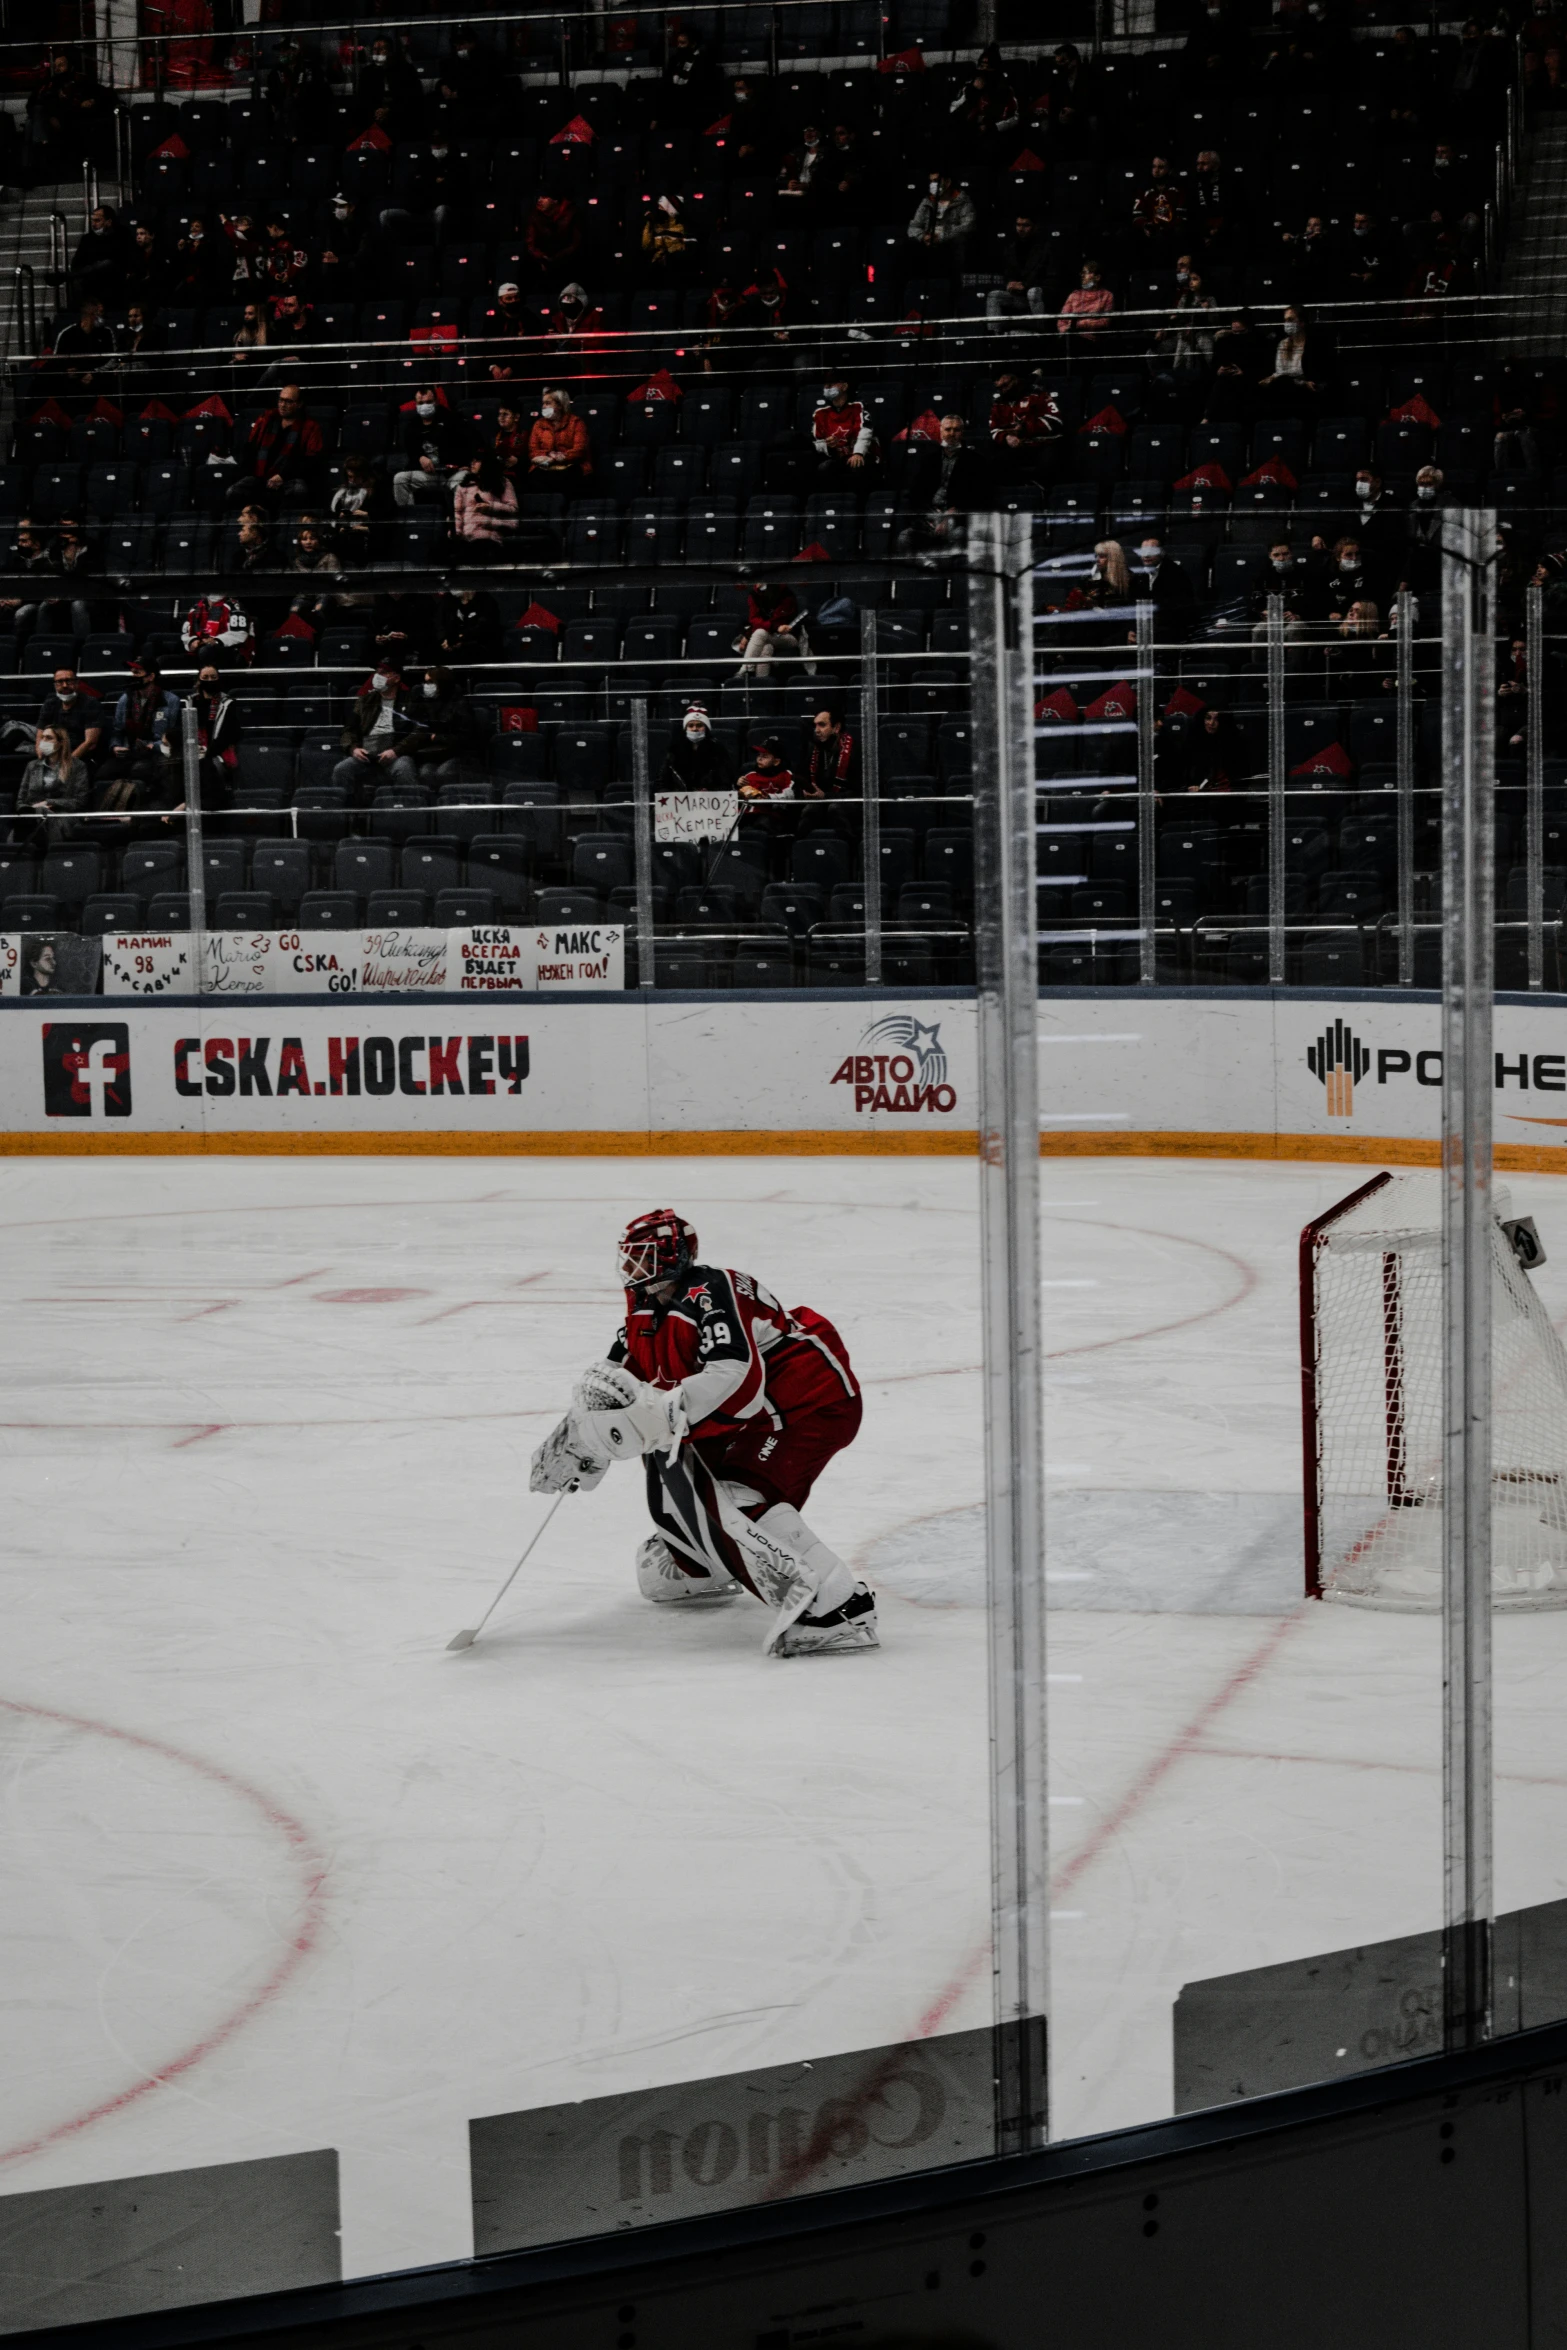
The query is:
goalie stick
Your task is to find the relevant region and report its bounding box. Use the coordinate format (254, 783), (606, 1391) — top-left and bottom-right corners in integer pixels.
(446, 1488), (571, 1651)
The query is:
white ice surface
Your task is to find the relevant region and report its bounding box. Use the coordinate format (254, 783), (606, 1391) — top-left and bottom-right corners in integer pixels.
(1, 1153), (1566, 2276)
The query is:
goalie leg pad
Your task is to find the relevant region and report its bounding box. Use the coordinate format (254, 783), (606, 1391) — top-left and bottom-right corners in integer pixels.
(636, 1536), (741, 1604)
(749, 1503), (865, 1657)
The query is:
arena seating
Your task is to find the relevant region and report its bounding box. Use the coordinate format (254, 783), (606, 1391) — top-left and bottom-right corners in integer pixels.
(0, 6), (1553, 988)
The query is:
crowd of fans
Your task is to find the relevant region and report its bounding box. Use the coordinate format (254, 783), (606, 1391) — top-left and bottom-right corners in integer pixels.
(0, 4), (1557, 984)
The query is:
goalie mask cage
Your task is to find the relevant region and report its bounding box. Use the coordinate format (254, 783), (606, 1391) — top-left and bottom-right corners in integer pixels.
(1302, 1169), (1567, 1610)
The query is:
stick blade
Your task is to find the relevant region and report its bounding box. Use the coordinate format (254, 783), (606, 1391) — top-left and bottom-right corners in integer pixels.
(446, 1629), (478, 1651)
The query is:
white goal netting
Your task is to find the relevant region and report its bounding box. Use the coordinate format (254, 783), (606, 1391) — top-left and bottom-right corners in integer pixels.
(1306, 1170), (1567, 1611)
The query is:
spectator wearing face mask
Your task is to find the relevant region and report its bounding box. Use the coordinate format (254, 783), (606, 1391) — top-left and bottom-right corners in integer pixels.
(733, 580), (809, 676)
(1349, 466), (1403, 592)
(356, 34), (424, 141)
(1058, 261), (1114, 344)
(1310, 533), (1370, 623)
(811, 379), (876, 471)
(985, 212), (1050, 325)
(659, 703), (735, 792)
(1248, 538), (1315, 639)
(316, 194), (375, 298)
(483, 280), (532, 379)
(907, 172), (978, 271)
(390, 664), (487, 789)
(528, 388), (592, 489)
(1132, 537), (1198, 631)
(334, 658), (415, 791)
(37, 665), (103, 769)
(642, 192), (694, 274)
(1258, 303), (1332, 410)
(189, 664), (241, 806)
(394, 386), (468, 510)
(1402, 466), (1447, 596)
(548, 282), (605, 347)
(12, 716), (91, 847)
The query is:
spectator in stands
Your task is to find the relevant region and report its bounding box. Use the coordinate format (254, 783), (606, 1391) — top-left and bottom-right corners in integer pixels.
(1133, 536), (1198, 632)
(907, 172), (978, 270)
(642, 192), (695, 274)
(232, 299), (269, 381)
(288, 516), (342, 626)
(734, 580), (808, 677)
(226, 383), (325, 511)
(334, 658), (415, 791)
(525, 195), (581, 278)
(659, 703), (734, 792)
(49, 297), (115, 410)
(220, 211), (264, 291)
(48, 516), (93, 637)
(1057, 260), (1114, 345)
(356, 34), (424, 142)
(1276, 213), (1338, 300)
(1350, 466), (1403, 588)
(1203, 308), (1266, 421)
(29, 52), (107, 177)
(0, 520), (59, 637)
(989, 370), (1062, 480)
(738, 736), (796, 800)
(481, 281), (532, 379)
(658, 24), (723, 133)
(115, 301), (164, 399)
(811, 379), (876, 472)
(121, 221), (168, 309)
(330, 452), (388, 555)
(824, 122), (869, 216)
(39, 665), (103, 769)
(1329, 601), (1392, 684)
(260, 215), (310, 296)
(1131, 156), (1186, 254)
(1178, 706), (1241, 793)
(1189, 148), (1225, 234)
(68, 205), (123, 307)
(493, 403), (526, 484)
(453, 452), (519, 554)
(12, 723), (91, 846)
(267, 34), (331, 145)
(1258, 303), (1331, 410)
(316, 195), (375, 300)
(1315, 534), (1370, 623)
(263, 291), (318, 383)
(1248, 537), (1313, 638)
(1403, 466), (1446, 598)
(1050, 43), (1099, 140)
(806, 703), (861, 806)
(1154, 268), (1217, 397)
(898, 413), (989, 522)
(986, 212), (1050, 325)
(527, 387), (592, 490)
(380, 135), (469, 243)
(394, 387), (468, 510)
(235, 504), (278, 585)
(436, 586), (502, 667)
(98, 656), (180, 813)
(371, 590), (438, 671)
(548, 281), (605, 346)
(390, 665), (487, 789)
(1073, 540), (1132, 613)
(1344, 211), (1388, 301)
(190, 664), (241, 808)
(1494, 359), (1546, 472)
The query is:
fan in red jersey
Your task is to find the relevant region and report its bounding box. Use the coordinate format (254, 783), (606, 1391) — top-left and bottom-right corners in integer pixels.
(531, 1209), (877, 1658)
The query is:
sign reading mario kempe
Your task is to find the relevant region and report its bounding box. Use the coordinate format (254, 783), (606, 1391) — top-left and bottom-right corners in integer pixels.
(654, 791), (735, 845)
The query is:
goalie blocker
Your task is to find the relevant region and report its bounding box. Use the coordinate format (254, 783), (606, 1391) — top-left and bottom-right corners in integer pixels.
(531, 1210), (878, 1658)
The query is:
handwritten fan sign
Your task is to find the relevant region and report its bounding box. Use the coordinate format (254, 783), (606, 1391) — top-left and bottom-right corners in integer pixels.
(361, 928), (449, 993)
(655, 790), (736, 844)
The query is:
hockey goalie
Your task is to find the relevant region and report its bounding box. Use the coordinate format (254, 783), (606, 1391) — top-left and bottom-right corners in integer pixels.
(531, 1209), (878, 1658)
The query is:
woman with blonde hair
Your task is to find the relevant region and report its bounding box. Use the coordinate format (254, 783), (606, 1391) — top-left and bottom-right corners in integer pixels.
(12, 720), (90, 846)
(1091, 539), (1131, 599)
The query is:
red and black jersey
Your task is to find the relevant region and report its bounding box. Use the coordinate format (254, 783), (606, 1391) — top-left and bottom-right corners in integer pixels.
(609, 1263), (859, 1440)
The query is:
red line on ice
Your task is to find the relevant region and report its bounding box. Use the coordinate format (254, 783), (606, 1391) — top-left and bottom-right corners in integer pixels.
(0, 1699), (328, 2169)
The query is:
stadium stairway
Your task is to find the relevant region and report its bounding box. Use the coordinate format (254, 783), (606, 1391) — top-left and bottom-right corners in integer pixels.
(1503, 117), (1567, 355)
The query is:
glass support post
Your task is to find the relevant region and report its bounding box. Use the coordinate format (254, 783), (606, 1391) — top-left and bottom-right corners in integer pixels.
(1398, 589), (1417, 987)
(861, 606), (882, 986)
(1440, 508), (1496, 2053)
(182, 697), (206, 997)
(1135, 598), (1156, 986)
(1527, 577), (1544, 991)
(968, 512), (1049, 2156)
(1267, 592), (1286, 987)
(630, 695), (655, 990)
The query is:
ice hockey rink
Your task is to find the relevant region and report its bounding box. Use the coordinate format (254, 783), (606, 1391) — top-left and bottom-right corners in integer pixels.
(4, 1149), (1567, 2281)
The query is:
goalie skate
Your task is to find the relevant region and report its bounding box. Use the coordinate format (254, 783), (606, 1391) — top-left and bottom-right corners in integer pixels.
(636, 1536), (740, 1605)
(770, 1584), (879, 1658)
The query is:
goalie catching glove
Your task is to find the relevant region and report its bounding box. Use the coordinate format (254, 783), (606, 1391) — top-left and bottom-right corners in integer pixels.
(529, 1363), (687, 1494)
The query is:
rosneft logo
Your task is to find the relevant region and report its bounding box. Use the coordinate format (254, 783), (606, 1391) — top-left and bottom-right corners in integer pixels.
(1308, 1019), (1371, 1117)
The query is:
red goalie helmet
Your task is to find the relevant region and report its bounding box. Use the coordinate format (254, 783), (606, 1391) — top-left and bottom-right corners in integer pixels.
(618, 1209), (698, 1291)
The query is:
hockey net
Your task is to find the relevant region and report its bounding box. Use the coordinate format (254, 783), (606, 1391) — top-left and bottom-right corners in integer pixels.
(1302, 1169), (1567, 1610)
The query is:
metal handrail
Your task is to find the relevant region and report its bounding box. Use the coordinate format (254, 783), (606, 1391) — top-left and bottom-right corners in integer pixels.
(12, 263), (36, 359)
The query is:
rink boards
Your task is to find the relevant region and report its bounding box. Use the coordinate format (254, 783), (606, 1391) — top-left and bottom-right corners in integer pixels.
(5, 988), (1567, 1167)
